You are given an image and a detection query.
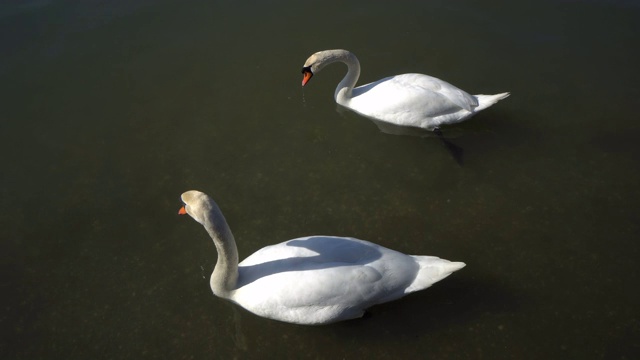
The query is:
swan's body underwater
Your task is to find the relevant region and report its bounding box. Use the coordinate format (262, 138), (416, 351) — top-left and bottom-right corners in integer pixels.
(301, 49), (509, 131)
(179, 190), (465, 325)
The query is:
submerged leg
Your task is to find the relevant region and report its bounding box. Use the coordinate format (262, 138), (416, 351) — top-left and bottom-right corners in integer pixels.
(434, 128), (464, 165)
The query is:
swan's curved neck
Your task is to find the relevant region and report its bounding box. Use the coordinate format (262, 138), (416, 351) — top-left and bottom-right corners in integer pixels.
(333, 51), (360, 105)
(203, 207), (239, 299)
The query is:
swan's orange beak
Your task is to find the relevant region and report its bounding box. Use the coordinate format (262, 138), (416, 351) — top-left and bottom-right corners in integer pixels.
(178, 206), (187, 215)
(301, 68), (313, 86)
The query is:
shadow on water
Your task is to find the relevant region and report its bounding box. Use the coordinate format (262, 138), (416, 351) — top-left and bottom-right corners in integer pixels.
(328, 275), (524, 338)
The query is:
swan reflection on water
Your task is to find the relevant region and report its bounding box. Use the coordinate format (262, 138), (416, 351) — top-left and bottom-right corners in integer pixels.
(336, 104), (466, 165)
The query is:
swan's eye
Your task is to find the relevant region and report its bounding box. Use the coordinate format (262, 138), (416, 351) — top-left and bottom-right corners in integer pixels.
(301, 66), (312, 74)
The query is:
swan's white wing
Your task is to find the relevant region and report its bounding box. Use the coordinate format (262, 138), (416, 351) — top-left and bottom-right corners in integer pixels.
(348, 74), (478, 128)
(401, 73), (478, 111)
(355, 74), (477, 112)
(233, 236), (419, 324)
(235, 265), (388, 324)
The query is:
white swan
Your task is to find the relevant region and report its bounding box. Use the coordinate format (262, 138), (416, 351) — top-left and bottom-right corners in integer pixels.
(179, 190), (465, 325)
(301, 49), (509, 130)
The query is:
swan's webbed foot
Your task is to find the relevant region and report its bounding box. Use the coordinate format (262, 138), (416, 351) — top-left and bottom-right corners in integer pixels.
(434, 127), (464, 166)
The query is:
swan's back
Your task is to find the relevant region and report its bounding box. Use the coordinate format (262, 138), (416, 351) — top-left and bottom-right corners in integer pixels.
(230, 236), (464, 324)
(354, 73), (478, 110)
(346, 73), (485, 129)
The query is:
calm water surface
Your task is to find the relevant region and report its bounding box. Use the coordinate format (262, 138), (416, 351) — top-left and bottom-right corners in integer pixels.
(2, 0), (639, 359)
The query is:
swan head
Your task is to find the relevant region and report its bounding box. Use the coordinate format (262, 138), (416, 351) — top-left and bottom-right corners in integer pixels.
(301, 52), (323, 86)
(301, 49), (353, 86)
(301, 66), (313, 86)
(178, 190), (214, 225)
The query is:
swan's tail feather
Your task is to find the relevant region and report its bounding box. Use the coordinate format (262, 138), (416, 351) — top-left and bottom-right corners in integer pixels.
(405, 256), (465, 294)
(474, 92), (510, 112)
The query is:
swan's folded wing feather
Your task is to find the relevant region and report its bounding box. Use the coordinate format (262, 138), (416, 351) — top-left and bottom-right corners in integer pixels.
(234, 264), (390, 324)
(235, 238), (412, 302)
(393, 74), (478, 112)
(351, 74), (477, 125)
(234, 263), (384, 316)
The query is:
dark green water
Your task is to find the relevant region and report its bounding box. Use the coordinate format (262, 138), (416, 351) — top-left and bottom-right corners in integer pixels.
(2, 0), (639, 359)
